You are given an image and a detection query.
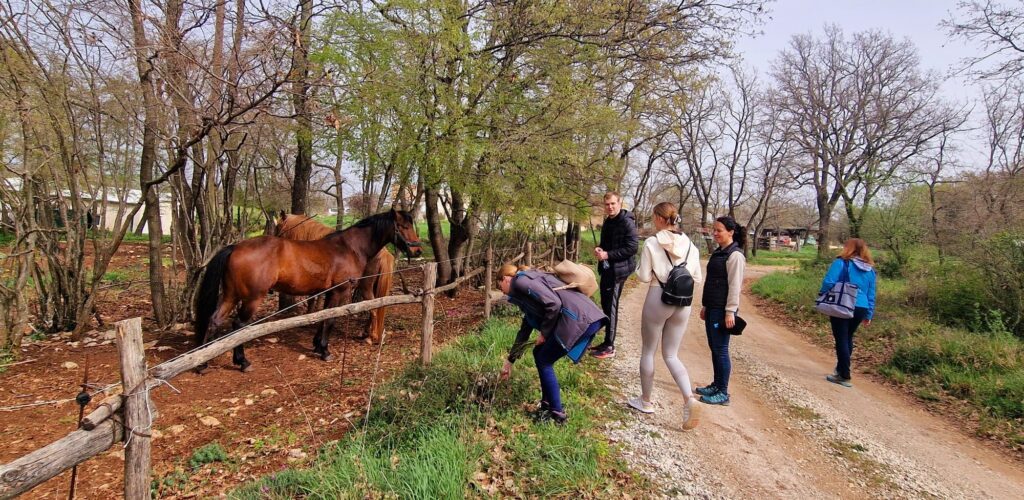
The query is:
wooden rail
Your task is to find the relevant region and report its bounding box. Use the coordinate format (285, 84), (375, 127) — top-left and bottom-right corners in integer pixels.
(0, 243), (557, 499)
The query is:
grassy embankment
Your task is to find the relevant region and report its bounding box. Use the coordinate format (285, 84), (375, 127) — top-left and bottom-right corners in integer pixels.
(750, 246), (1024, 448)
(229, 311), (645, 498)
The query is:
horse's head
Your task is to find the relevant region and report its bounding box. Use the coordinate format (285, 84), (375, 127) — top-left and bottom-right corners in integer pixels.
(390, 208), (423, 258)
(273, 210), (289, 236)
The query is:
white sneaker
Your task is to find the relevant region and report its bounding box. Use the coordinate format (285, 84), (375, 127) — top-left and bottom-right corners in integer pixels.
(682, 396), (702, 430)
(627, 396), (655, 414)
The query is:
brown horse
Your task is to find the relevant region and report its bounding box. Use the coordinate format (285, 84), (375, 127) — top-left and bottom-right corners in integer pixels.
(194, 209), (422, 371)
(274, 212), (395, 343)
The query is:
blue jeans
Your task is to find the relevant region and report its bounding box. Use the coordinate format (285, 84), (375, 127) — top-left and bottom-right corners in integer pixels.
(534, 337), (568, 412)
(704, 308), (732, 394)
(830, 307), (868, 379)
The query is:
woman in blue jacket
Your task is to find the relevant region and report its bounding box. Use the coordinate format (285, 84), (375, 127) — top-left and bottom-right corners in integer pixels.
(819, 238), (877, 388)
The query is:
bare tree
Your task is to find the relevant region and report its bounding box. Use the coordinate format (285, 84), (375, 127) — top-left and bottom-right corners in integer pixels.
(945, 0), (1024, 80)
(745, 90), (795, 256)
(772, 26), (957, 255)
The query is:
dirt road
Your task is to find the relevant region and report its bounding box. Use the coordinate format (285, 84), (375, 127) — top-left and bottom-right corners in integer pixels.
(608, 265), (1024, 499)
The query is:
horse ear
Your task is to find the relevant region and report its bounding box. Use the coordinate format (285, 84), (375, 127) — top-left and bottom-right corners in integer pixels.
(278, 209), (286, 221)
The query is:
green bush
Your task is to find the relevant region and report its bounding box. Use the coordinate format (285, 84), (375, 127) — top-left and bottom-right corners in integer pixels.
(973, 232), (1024, 336)
(886, 326), (1024, 418)
(189, 442), (230, 469)
(911, 261), (990, 330)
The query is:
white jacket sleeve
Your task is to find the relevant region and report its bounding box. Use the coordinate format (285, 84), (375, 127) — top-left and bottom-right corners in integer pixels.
(725, 251), (745, 313)
(688, 242), (703, 284)
(637, 238), (655, 283)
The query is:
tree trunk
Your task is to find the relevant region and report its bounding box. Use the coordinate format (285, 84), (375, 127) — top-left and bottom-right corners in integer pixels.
(129, 0), (167, 324)
(446, 190), (477, 289)
(290, 0), (313, 215)
(424, 184), (452, 286)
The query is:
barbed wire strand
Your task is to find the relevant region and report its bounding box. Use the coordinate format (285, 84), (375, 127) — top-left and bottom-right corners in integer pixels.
(0, 243), (541, 412)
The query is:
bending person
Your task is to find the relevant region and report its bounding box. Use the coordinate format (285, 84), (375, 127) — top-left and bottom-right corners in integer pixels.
(498, 265), (607, 424)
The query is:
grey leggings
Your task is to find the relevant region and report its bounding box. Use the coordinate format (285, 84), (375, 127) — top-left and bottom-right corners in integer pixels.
(640, 285), (695, 401)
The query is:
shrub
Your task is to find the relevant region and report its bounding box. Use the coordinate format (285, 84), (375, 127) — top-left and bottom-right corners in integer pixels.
(189, 442), (229, 469)
(973, 232), (1024, 336)
(912, 261), (990, 330)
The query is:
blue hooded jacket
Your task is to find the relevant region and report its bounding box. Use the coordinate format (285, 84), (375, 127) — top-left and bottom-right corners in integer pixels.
(819, 257), (877, 320)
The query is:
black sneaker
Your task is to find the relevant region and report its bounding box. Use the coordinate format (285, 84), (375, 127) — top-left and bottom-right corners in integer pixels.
(695, 384), (719, 397)
(533, 408), (567, 425)
(588, 343), (608, 352)
(591, 346), (616, 359)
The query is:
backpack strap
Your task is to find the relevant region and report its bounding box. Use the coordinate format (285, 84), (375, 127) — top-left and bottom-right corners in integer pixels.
(656, 242), (692, 287)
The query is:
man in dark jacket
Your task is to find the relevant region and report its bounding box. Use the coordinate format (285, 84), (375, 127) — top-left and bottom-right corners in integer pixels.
(591, 191), (639, 359)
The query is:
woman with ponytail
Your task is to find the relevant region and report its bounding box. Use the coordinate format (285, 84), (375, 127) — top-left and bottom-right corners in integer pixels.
(628, 202), (703, 429)
(697, 216), (747, 406)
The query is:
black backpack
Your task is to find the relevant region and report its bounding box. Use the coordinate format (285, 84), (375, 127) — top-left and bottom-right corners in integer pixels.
(657, 243), (694, 307)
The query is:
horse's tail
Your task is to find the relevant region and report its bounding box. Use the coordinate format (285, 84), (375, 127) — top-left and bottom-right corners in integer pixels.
(194, 245), (235, 347)
(369, 249), (395, 342)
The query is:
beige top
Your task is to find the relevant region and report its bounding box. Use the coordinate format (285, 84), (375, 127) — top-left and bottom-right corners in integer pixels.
(636, 230), (703, 286)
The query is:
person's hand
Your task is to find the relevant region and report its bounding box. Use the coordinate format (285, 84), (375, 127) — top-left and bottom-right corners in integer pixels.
(595, 247), (608, 261)
(725, 312), (735, 329)
(535, 334), (546, 346)
(500, 360), (512, 381)
(699, 308), (706, 321)
(862, 319), (872, 327)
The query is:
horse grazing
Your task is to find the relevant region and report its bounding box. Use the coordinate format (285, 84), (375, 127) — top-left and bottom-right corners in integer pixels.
(194, 209), (422, 372)
(274, 212), (395, 343)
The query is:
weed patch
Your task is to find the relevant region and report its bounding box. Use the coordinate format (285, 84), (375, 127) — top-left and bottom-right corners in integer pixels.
(232, 318), (644, 498)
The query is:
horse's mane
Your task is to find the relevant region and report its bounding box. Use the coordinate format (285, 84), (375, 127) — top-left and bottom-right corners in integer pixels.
(326, 210), (410, 239)
(277, 214), (333, 241)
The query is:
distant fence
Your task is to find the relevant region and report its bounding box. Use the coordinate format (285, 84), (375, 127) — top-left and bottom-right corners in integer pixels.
(0, 241), (554, 499)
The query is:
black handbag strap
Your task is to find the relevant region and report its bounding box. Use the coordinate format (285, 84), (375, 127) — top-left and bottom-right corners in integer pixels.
(840, 259), (850, 282)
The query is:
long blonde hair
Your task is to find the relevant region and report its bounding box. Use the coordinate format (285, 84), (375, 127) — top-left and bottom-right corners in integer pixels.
(838, 238), (874, 265)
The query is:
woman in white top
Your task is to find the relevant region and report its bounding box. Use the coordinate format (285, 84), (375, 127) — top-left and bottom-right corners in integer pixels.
(627, 202), (703, 430)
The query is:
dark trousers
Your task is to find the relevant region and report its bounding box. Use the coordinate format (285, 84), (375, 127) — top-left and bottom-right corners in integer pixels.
(704, 308), (732, 394)
(830, 307), (868, 379)
(533, 338), (568, 413)
(599, 273), (626, 348)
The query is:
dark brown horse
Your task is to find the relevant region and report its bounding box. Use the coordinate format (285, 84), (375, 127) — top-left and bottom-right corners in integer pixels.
(194, 209), (422, 371)
(273, 212), (395, 343)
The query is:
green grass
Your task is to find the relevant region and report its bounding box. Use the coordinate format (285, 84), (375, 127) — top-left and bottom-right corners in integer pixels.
(101, 270), (131, 283)
(747, 245), (818, 266)
(189, 442), (230, 469)
(231, 315), (644, 498)
(0, 349), (15, 375)
(750, 254), (1024, 446)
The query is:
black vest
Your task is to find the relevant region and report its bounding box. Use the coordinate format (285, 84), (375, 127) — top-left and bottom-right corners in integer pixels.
(702, 243), (741, 309)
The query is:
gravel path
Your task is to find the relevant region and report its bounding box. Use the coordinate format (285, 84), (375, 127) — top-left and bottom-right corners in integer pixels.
(605, 266), (1024, 499)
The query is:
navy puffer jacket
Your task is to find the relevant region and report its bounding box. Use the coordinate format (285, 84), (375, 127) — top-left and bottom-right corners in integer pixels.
(599, 209), (639, 280)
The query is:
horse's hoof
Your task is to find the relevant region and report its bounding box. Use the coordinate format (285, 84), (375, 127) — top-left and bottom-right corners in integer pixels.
(321, 353), (334, 362)
(239, 361), (253, 373)
(194, 363), (209, 374)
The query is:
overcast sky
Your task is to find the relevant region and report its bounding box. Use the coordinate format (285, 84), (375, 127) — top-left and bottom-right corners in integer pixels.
(734, 0), (986, 158)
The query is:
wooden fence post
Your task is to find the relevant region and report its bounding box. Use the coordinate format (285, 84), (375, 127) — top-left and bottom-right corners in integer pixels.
(549, 233), (556, 266)
(115, 317), (150, 500)
(525, 241), (532, 267)
(421, 263), (437, 365)
(484, 244), (493, 320)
